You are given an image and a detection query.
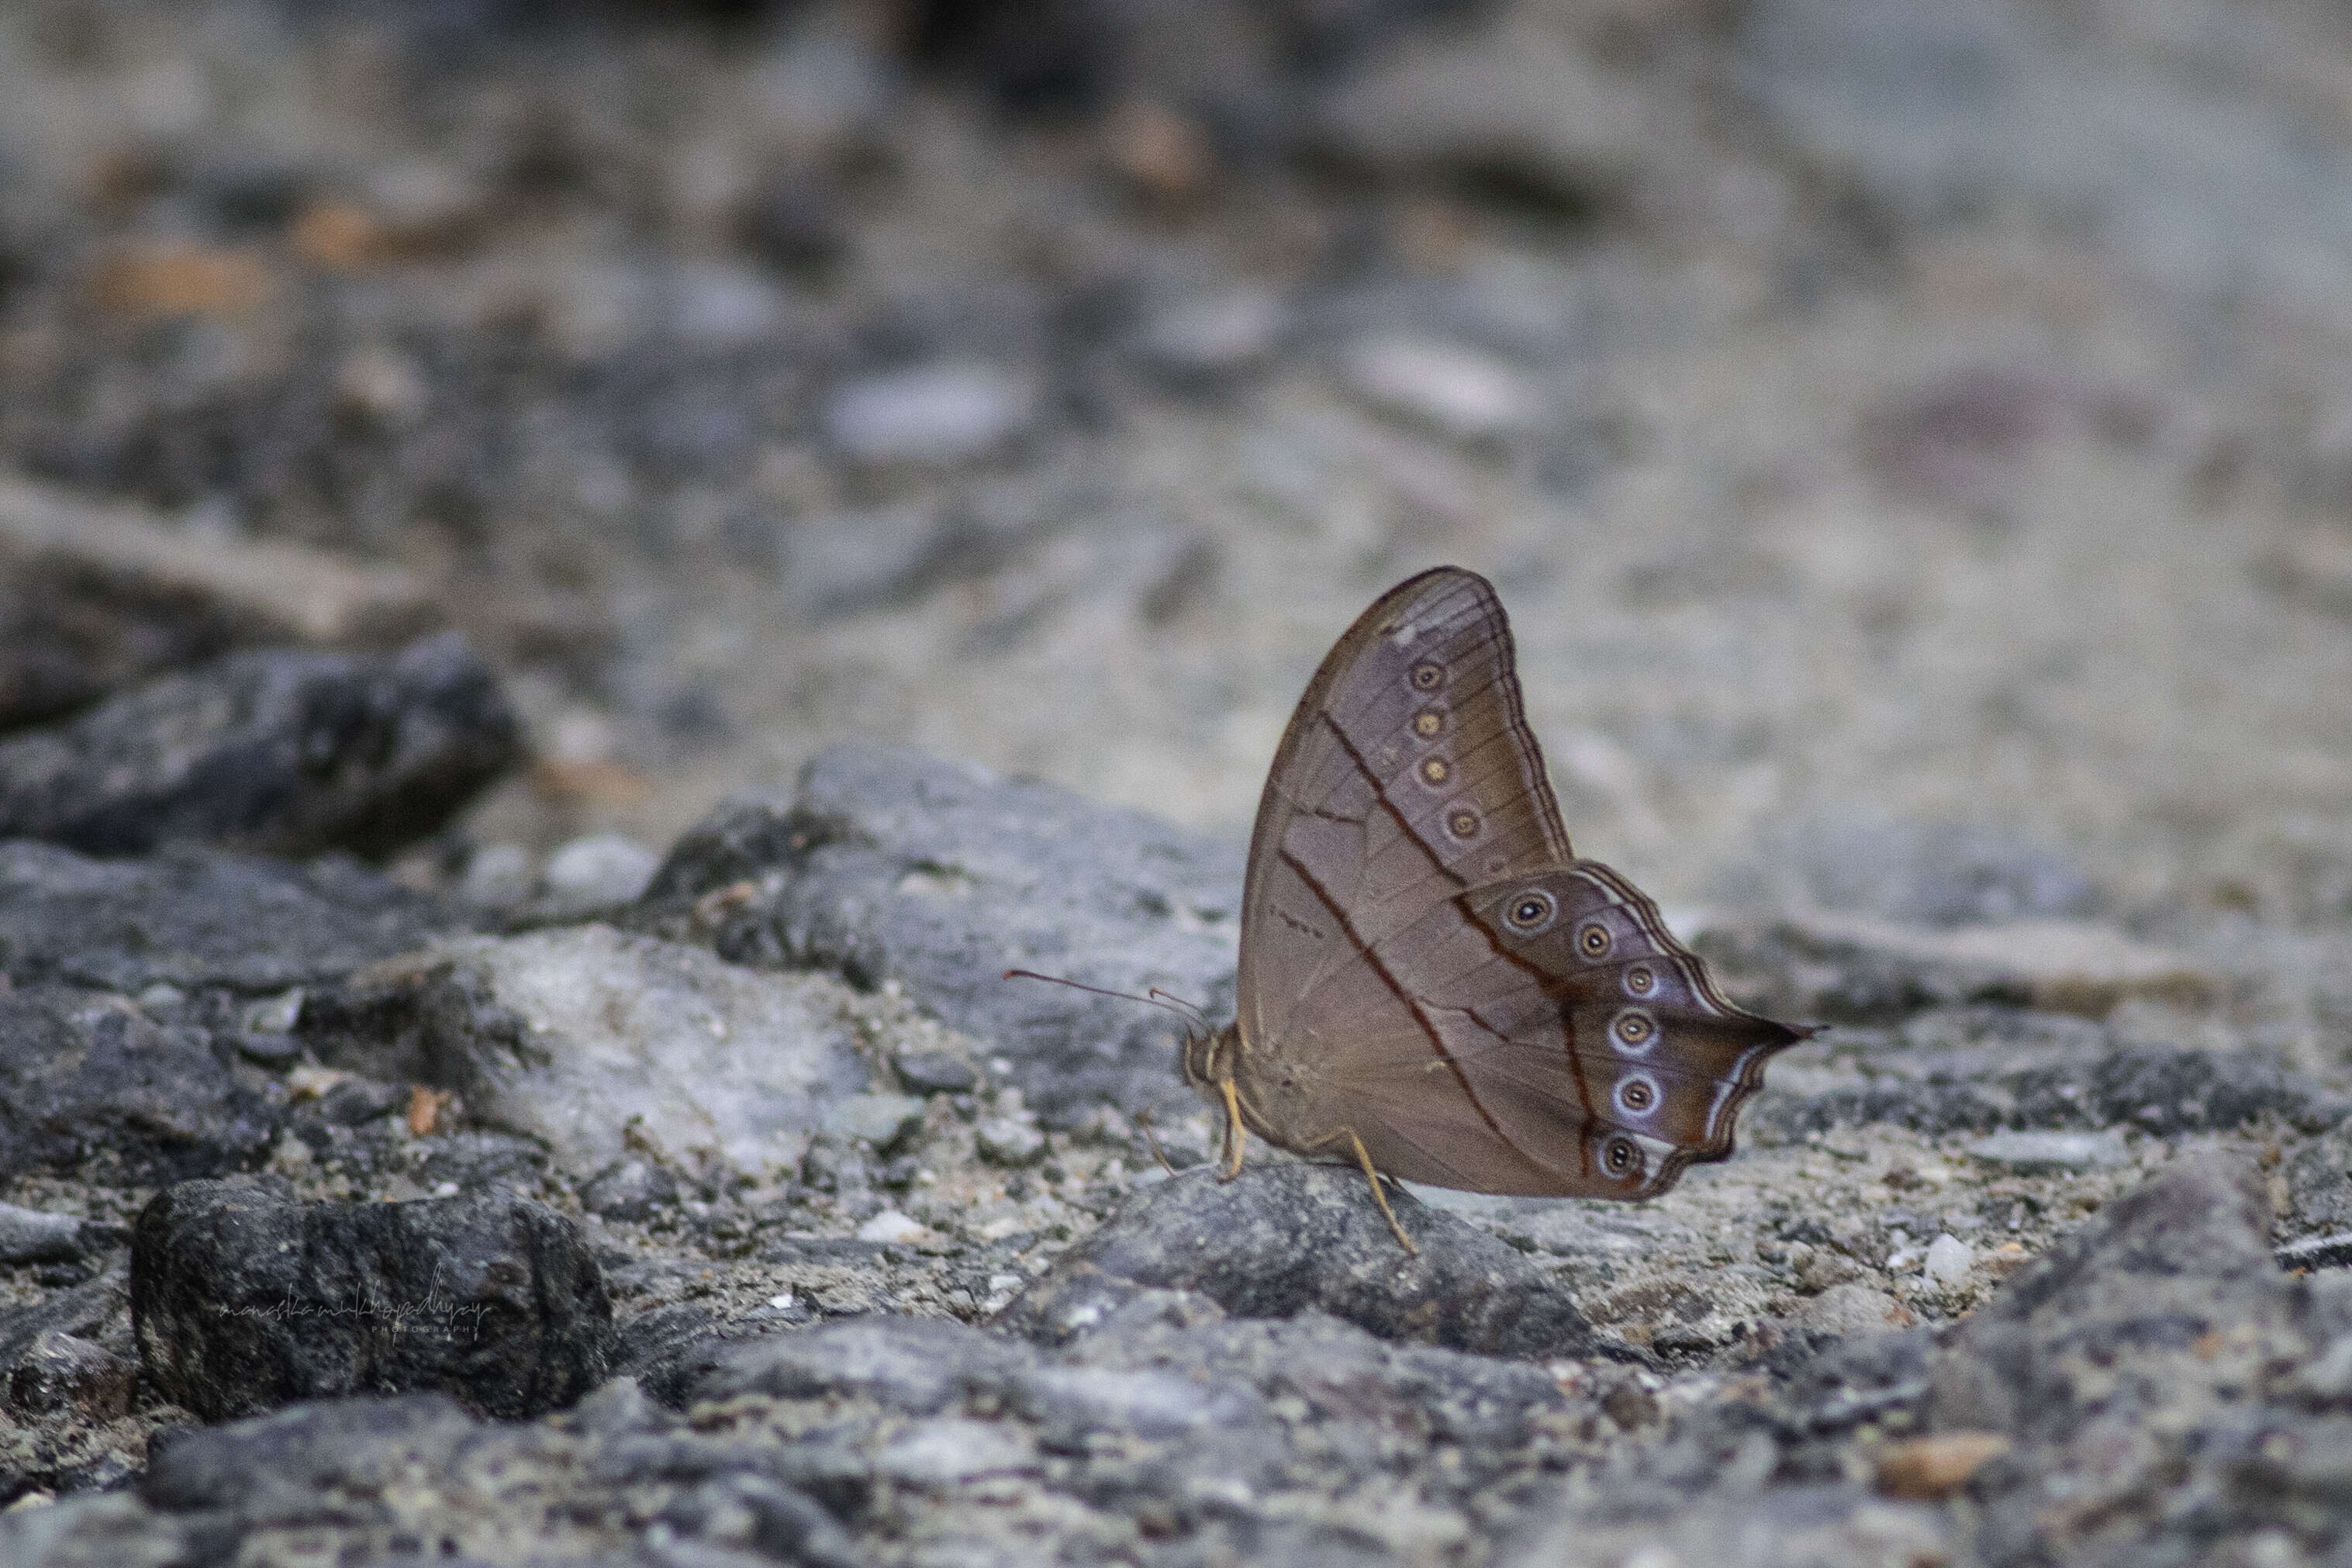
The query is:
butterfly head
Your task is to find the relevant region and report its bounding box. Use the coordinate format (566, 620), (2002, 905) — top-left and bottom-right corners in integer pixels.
(1177, 1020), (1241, 1098)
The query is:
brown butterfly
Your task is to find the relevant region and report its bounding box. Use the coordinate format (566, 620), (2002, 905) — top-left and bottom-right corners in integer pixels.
(1181, 566), (1809, 1251)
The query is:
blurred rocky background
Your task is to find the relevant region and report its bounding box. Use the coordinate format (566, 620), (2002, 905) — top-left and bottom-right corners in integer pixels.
(5, 2), (2352, 1565)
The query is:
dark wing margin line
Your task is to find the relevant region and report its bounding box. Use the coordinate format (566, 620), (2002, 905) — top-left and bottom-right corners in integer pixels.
(1276, 842), (1518, 1152)
(1574, 859), (1778, 1021)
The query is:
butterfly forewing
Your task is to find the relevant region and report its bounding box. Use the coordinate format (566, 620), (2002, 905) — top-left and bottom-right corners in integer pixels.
(1231, 565), (1807, 1201)
(1241, 569), (1570, 1050)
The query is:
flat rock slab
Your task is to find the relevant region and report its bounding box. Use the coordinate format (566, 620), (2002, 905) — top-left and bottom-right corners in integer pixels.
(0, 986), (275, 1183)
(695, 1315), (1038, 1416)
(130, 1178), (610, 1421)
(299, 924), (871, 1180)
(0, 633), (517, 858)
(641, 743), (1243, 1126)
(1706, 908), (2217, 1022)
(996, 1162), (1604, 1361)
(1761, 1039), (2345, 1141)
(0, 840), (453, 995)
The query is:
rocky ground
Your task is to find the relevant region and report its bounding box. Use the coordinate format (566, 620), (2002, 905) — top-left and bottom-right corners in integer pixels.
(5, 1), (2352, 1565)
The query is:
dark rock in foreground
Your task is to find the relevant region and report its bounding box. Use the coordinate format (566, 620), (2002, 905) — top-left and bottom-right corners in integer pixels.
(641, 742), (1242, 1126)
(7, 1299), (1597, 1566)
(1925, 1153), (2318, 1565)
(0, 633), (519, 858)
(0, 988), (275, 1183)
(997, 1161), (1606, 1360)
(0, 840), (453, 995)
(130, 1179), (611, 1421)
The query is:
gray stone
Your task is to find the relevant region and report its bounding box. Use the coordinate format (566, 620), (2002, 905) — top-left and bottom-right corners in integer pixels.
(692, 1315), (1035, 1416)
(996, 1162), (1604, 1361)
(820, 361), (1039, 467)
(1313, 10), (1650, 210)
(3, 1331), (134, 1419)
(973, 1117), (1046, 1167)
(138, 1390), (485, 1514)
(1965, 1128), (2130, 1173)
(0, 987), (275, 1183)
(0, 634), (518, 858)
(824, 1093), (927, 1155)
(298, 925), (869, 1180)
(1005, 1363), (1238, 1445)
(0, 841), (452, 995)
(0, 1201), (92, 1264)
(1339, 333), (1542, 444)
(537, 831), (660, 914)
(893, 1048), (980, 1096)
(2284, 1120), (2352, 1243)
(2278, 1233), (2352, 1273)
(579, 1157), (681, 1222)
(0, 1271), (132, 1423)
(130, 1178), (611, 1421)
(0, 1493), (195, 1568)
(873, 1418), (1040, 1488)
(457, 841), (534, 908)
(640, 744), (1242, 1127)
(1131, 288), (1285, 385)
(1921, 1233), (1974, 1285)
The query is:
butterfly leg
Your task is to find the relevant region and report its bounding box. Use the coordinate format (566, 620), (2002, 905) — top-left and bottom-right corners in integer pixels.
(1343, 1129), (1418, 1255)
(1217, 1075), (1249, 1180)
(1135, 1110), (1179, 1176)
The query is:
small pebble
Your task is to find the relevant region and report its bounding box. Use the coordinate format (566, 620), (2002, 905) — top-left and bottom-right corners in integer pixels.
(1923, 1233), (1974, 1285)
(826, 1093), (927, 1155)
(1134, 288), (1284, 384)
(895, 1050), (980, 1095)
(1341, 334), (1540, 443)
(855, 1209), (935, 1245)
(1967, 1129), (2129, 1173)
(822, 362), (1038, 467)
(976, 1118), (1048, 1168)
(460, 844), (536, 907)
(540, 834), (661, 913)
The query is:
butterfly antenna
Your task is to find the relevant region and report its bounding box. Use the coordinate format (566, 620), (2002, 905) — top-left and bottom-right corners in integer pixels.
(1147, 986), (1207, 1024)
(1003, 969), (1202, 1027)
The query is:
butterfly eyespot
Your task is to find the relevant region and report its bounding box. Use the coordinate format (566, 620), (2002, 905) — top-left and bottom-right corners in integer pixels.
(1578, 923), (1612, 958)
(1617, 1076), (1657, 1115)
(1446, 807), (1481, 839)
(1410, 661), (1445, 691)
(1504, 889), (1556, 932)
(1419, 756), (1451, 786)
(1603, 1137), (1642, 1177)
(1612, 1009), (1656, 1051)
(1625, 965), (1655, 996)
(1411, 707), (1446, 739)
